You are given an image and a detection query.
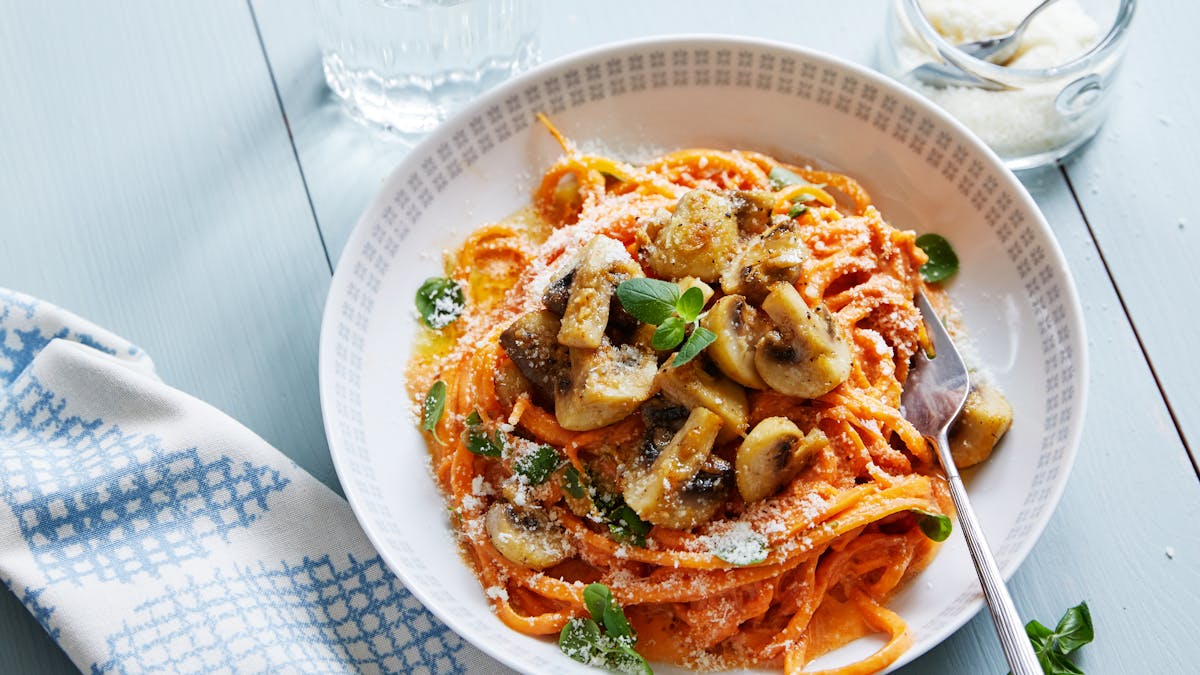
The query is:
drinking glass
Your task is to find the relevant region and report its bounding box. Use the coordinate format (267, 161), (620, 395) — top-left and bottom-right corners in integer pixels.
(314, 0), (541, 135)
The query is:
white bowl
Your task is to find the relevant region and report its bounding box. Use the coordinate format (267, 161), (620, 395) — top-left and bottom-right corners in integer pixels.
(318, 35), (1088, 674)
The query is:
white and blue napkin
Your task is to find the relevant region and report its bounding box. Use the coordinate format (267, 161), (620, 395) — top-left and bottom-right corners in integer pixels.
(0, 288), (505, 674)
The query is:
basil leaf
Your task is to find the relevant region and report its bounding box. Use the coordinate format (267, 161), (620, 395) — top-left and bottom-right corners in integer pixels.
(421, 381), (447, 434)
(583, 584), (613, 623)
(603, 602), (634, 640)
(671, 326), (716, 367)
(415, 277), (465, 329)
(912, 509), (953, 542)
(652, 317), (687, 350)
(616, 278), (680, 325)
(675, 286), (705, 322)
(1053, 602), (1093, 654)
(610, 643), (654, 675)
(608, 505), (651, 547)
(559, 617), (603, 663)
(769, 166), (806, 188)
(915, 233), (960, 283)
(563, 465), (586, 499)
(513, 445), (560, 485)
(712, 532), (770, 566)
(788, 203), (809, 219)
(463, 411), (502, 457)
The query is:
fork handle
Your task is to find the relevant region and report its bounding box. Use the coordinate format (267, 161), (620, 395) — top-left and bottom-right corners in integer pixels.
(938, 431), (1042, 675)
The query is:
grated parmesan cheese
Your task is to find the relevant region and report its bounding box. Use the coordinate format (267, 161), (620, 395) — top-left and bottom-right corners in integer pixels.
(893, 0), (1103, 159)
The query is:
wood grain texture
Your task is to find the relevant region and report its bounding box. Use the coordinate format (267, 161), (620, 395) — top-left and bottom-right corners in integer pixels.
(1060, 0), (1200, 465)
(252, 2), (1200, 673)
(0, 1), (332, 671)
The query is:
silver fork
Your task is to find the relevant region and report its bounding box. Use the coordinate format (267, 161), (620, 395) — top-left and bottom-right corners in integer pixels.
(902, 291), (1041, 675)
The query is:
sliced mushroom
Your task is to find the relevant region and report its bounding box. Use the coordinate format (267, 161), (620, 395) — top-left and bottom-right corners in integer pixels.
(485, 501), (573, 570)
(657, 356), (750, 444)
(623, 407), (727, 529)
(720, 219), (808, 304)
(736, 417), (828, 501)
(554, 338), (658, 431)
(701, 295), (768, 389)
(559, 236), (643, 349)
(494, 356), (537, 410)
(499, 310), (570, 401)
(643, 189), (740, 283)
(728, 190), (777, 235)
(949, 383), (1014, 469)
(755, 283), (852, 399)
(541, 266), (576, 316)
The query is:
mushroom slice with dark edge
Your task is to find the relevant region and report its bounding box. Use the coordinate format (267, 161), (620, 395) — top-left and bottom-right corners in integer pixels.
(755, 283), (852, 399)
(728, 190), (776, 235)
(499, 310), (569, 401)
(720, 218), (808, 304)
(948, 382), (1013, 468)
(484, 502), (573, 570)
(558, 235), (643, 349)
(554, 338), (658, 431)
(657, 355), (749, 445)
(736, 417), (829, 502)
(643, 189), (740, 283)
(701, 294), (768, 389)
(623, 407), (727, 529)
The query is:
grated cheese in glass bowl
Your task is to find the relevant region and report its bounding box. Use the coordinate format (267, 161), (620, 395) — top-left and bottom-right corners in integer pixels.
(878, 0), (1137, 170)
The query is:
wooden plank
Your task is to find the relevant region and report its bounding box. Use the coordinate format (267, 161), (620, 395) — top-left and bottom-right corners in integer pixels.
(1060, 0), (1200, 462)
(0, 1), (332, 671)
(902, 168), (1200, 673)
(252, 1), (1200, 672)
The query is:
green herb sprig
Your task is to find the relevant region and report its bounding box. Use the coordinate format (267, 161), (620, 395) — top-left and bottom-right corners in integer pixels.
(415, 276), (465, 329)
(616, 278), (716, 367)
(559, 583), (652, 674)
(513, 445), (561, 485)
(915, 233), (960, 283)
(421, 380), (447, 444)
(912, 509), (953, 542)
(1023, 602), (1094, 675)
(462, 410), (502, 457)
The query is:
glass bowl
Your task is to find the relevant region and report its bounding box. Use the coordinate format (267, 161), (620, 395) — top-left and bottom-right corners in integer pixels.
(878, 0), (1136, 170)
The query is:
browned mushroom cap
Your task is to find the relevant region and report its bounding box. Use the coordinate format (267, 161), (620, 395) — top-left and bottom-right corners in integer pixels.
(623, 407), (727, 529)
(949, 382), (1013, 469)
(558, 235), (643, 349)
(643, 189), (740, 283)
(554, 338), (658, 431)
(701, 295), (768, 389)
(735, 417), (828, 502)
(657, 355), (749, 445)
(754, 283), (852, 399)
(499, 310), (569, 401)
(728, 190), (777, 235)
(720, 219), (808, 304)
(484, 501), (573, 570)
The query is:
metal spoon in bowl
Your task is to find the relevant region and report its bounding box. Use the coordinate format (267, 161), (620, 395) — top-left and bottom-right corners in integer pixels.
(958, 0), (1064, 65)
(909, 0), (1064, 89)
(901, 292), (1042, 675)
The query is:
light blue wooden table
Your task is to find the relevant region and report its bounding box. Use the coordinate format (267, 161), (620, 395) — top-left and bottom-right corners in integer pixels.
(2, 1), (1197, 672)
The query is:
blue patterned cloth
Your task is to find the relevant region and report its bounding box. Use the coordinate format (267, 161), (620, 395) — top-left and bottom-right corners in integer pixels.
(0, 289), (508, 674)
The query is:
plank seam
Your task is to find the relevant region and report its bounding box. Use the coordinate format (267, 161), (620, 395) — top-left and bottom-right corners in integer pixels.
(245, 0), (333, 275)
(1058, 163), (1200, 481)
